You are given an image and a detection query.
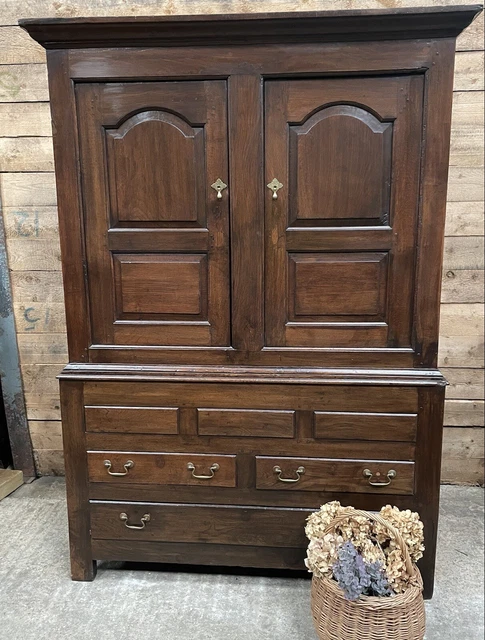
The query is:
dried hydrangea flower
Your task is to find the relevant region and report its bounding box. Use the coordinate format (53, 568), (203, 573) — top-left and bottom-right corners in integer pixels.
(360, 538), (386, 565)
(305, 533), (344, 578)
(305, 501), (343, 541)
(377, 505), (425, 562)
(385, 548), (411, 593)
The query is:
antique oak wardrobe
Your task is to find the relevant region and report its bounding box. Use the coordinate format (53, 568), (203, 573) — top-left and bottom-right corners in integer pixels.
(21, 6), (482, 597)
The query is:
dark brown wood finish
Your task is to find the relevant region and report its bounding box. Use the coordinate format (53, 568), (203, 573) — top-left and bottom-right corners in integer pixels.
(88, 452), (237, 487)
(21, 6), (481, 594)
(59, 380), (96, 581)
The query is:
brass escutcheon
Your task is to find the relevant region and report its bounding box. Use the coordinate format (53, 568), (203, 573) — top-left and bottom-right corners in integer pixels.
(211, 178), (227, 199)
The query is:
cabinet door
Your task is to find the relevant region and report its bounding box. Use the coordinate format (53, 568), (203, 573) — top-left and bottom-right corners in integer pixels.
(76, 81), (229, 347)
(265, 76), (423, 349)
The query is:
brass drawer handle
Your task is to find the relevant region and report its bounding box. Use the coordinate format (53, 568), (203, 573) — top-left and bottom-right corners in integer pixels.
(187, 462), (220, 480)
(120, 512), (150, 530)
(273, 465), (305, 483)
(363, 469), (397, 487)
(104, 459), (134, 476)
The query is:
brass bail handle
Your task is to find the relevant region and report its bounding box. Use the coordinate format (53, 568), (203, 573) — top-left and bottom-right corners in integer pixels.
(187, 462), (220, 480)
(104, 459), (134, 477)
(267, 178), (283, 200)
(363, 468), (397, 487)
(120, 513), (151, 530)
(211, 178), (227, 199)
(273, 465), (305, 483)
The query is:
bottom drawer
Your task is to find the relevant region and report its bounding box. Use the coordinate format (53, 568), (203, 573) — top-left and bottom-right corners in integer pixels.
(90, 501), (311, 548)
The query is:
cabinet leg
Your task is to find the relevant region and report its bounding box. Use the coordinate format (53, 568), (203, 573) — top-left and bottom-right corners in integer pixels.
(70, 556), (97, 582)
(419, 541), (437, 600)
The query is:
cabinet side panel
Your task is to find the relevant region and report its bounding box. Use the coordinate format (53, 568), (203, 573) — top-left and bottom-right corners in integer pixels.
(414, 39), (457, 367)
(46, 50), (89, 362)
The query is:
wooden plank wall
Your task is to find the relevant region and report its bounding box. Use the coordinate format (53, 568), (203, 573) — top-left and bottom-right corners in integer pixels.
(0, 0), (483, 483)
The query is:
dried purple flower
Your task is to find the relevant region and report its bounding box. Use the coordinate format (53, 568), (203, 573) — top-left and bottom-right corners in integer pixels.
(366, 560), (393, 597)
(333, 541), (393, 601)
(333, 541), (371, 601)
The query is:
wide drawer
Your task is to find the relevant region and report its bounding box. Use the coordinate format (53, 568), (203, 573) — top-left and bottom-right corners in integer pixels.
(256, 456), (415, 495)
(88, 452), (236, 487)
(90, 502), (310, 547)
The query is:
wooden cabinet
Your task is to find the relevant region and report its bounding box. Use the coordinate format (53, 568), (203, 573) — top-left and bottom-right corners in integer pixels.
(21, 6), (481, 598)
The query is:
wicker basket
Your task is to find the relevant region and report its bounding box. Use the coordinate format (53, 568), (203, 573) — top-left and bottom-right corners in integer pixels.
(310, 508), (426, 640)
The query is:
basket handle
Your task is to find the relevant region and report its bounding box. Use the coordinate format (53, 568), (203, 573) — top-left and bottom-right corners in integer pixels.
(322, 508), (416, 577)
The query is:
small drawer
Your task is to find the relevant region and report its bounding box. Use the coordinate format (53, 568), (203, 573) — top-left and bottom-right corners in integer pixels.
(313, 411), (417, 442)
(85, 406), (179, 434)
(256, 456), (414, 495)
(90, 501), (310, 547)
(88, 452), (236, 487)
(197, 408), (295, 438)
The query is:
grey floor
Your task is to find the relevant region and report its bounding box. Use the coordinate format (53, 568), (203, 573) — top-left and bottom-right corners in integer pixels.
(0, 480), (483, 640)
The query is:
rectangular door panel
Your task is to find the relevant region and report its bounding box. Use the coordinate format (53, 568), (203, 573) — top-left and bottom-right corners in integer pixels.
(76, 81), (230, 348)
(265, 76), (424, 349)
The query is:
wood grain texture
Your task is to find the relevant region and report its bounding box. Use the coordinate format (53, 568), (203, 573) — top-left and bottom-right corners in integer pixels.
(445, 201), (484, 236)
(0, 136), (53, 171)
(0, 25), (46, 63)
(441, 269), (484, 303)
(197, 408), (295, 438)
(0, 63), (48, 101)
(85, 406), (179, 435)
(0, 172), (56, 207)
(444, 399), (484, 426)
(255, 456), (415, 495)
(441, 427), (484, 485)
(59, 380), (96, 580)
(88, 451), (237, 487)
(0, 102), (51, 136)
(90, 501), (311, 547)
(441, 368), (484, 399)
(313, 411), (417, 442)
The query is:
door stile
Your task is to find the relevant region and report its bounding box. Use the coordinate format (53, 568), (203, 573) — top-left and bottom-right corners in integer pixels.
(228, 75), (265, 352)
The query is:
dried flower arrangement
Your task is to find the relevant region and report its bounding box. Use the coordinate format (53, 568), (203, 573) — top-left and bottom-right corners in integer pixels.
(305, 502), (425, 601)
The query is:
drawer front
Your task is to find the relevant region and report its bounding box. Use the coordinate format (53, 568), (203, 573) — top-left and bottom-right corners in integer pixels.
(90, 502), (310, 547)
(88, 452), (236, 487)
(256, 456), (414, 495)
(85, 406), (179, 434)
(197, 408), (295, 438)
(313, 411), (417, 442)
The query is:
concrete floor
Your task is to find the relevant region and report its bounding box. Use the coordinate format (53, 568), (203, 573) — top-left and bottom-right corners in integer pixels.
(0, 480), (483, 640)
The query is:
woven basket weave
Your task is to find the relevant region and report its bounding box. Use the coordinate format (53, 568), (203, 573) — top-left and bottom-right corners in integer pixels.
(310, 508), (426, 640)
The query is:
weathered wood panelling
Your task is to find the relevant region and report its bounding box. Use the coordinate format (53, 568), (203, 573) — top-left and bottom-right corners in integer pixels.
(0, 0), (482, 483)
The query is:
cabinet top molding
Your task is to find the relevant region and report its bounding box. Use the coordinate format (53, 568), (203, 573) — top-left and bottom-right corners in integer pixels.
(19, 5), (482, 49)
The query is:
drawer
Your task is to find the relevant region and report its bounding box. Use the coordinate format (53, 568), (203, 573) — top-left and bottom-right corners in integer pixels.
(313, 411), (417, 442)
(88, 452), (236, 487)
(85, 406), (179, 434)
(256, 456), (414, 495)
(197, 408), (295, 438)
(90, 501), (310, 547)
